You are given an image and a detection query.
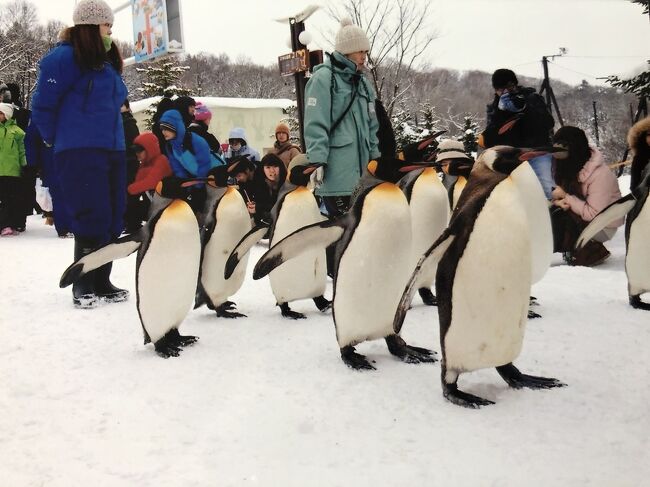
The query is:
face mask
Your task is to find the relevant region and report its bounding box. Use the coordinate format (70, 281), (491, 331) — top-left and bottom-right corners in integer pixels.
(102, 35), (112, 52)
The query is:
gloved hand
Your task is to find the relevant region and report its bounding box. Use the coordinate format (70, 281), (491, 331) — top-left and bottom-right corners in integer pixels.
(310, 165), (324, 188)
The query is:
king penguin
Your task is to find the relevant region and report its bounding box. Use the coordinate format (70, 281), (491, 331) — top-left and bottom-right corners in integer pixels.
(398, 164), (449, 306)
(60, 177), (203, 358)
(194, 165), (255, 318)
(253, 156), (436, 370)
(225, 159), (331, 319)
(577, 164), (650, 310)
(394, 146), (566, 408)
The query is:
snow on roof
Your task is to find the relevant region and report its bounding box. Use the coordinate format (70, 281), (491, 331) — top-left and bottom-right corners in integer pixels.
(130, 96), (296, 114)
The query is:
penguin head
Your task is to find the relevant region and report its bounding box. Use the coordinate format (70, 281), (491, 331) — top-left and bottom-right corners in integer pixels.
(398, 130), (447, 163)
(368, 157), (428, 183)
(207, 165), (229, 188)
(156, 176), (207, 199)
(480, 145), (552, 175)
(289, 162), (322, 187)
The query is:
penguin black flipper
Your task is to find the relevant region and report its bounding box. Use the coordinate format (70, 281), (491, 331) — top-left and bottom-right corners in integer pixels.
(224, 225), (270, 280)
(393, 232), (456, 334)
(575, 194), (636, 249)
(59, 235), (142, 288)
(253, 217), (348, 280)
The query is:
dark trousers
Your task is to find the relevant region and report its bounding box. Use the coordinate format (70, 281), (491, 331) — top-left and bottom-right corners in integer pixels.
(551, 207), (587, 253)
(0, 176), (22, 229)
(321, 195), (351, 278)
(56, 149), (126, 245)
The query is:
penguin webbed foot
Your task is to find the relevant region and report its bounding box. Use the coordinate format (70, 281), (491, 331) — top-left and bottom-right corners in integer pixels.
(442, 381), (495, 409)
(154, 339), (182, 358)
(279, 302), (306, 320)
(418, 287), (438, 306)
(215, 303), (246, 318)
(496, 363), (566, 390)
(529, 296), (539, 306)
(630, 295), (650, 310)
(527, 308), (542, 319)
(340, 346), (376, 370)
(169, 328), (199, 347)
(385, 335), (438, 364)
(313, 295), (332, 312)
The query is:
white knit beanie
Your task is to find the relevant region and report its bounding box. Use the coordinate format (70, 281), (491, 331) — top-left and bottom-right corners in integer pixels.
(0, 103), (14, 120)
(335, 18), (370, 55)
(73, 0), (114, 26)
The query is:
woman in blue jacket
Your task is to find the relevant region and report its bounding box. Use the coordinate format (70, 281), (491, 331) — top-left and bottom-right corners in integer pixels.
(31, 0), (129, 309)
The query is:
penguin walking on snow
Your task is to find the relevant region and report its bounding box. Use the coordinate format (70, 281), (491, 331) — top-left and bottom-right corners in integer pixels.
(225, 157), (331, 319)
(394, 146), (566, 408)
(577, 164), (650, 310)
(194, 166), (254, 318)
(60, 178), (203, 358)
(254, 157), (436, 370)
(398, 157), (449, 306)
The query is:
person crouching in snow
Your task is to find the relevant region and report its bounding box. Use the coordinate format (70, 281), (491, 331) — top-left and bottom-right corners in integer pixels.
(126, 132), (173, 231)
(550, 126), (623, 267)
(0, 102), (26, 236)
(159, 109), (213, 212)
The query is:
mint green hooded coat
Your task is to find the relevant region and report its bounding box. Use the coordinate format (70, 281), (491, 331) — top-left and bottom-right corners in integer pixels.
(0, 118), (26, 177)
(304, 51), (380, 197)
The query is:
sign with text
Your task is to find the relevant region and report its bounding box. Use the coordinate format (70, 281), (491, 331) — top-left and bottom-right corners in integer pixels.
(278, 49), (309, 77)
(132, 0), (184, 63)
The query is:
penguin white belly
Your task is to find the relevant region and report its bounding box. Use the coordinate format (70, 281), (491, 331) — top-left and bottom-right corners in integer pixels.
(452, 176), (467, 209)
(202, 188), (252, 305)
(138, 200), (201, 343)
(512, 162), (552, 283)
(409, 170), (449, 288)
(445, 180), (531, 372)
(626, 200), (650, 295)
(335, 183), (412, 347)
(270, 188), (327, 303)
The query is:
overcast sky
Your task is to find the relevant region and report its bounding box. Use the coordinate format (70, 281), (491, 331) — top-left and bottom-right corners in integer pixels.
(6, 0), (649, 87)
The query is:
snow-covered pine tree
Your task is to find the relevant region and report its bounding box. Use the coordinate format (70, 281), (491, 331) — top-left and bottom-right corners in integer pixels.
(458, 116), (479, 155)
(392, 107), (420, 150)
(418, 102), (440, 136)
(136, 58), (192, 128)
(279, 105), (301, 146)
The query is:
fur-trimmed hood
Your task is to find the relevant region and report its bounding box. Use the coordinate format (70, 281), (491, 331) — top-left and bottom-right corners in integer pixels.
(627, 116), (650, 154)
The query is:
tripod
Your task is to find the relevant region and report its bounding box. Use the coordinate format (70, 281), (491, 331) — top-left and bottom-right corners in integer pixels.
(539, 54), (565, 127)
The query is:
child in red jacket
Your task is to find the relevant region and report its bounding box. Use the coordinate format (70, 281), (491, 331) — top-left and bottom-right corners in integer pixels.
(126, 132), (173, 231)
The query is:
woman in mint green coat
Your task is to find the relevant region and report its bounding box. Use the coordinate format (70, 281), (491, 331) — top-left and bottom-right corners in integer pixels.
(303, 18), (380, 216)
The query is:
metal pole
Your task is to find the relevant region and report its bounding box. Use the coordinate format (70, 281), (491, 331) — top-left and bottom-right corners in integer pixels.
(592, 101), (599, 146)
(290, 19), (307, 152)
(541, 56), (551, 111)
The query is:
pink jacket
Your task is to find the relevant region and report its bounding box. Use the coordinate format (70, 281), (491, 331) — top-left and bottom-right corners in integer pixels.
(564, 149), (623, 228)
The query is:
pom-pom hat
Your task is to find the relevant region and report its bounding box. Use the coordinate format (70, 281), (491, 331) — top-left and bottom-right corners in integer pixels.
(335, 18), (370, 55)
(73, 0), (114, 26)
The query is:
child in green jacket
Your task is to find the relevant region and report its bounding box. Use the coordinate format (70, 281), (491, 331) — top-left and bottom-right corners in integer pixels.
(0, 103), (26, 235)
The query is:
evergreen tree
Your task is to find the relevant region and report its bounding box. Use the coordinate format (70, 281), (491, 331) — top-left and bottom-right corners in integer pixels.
(392, 108), (420, 150)
(135, 57), (192, 127)
(279, 105), (301, 146)
(458, 116), (479, 155)
(419, 102), (439, 135)
(605, 2), (649, 98)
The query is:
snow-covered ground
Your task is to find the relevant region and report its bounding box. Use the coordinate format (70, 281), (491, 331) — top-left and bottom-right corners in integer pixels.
(2, 178), (649, 487)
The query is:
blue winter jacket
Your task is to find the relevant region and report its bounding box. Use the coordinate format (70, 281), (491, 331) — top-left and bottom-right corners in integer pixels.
(160, 109), (213, 178)
(30, 42), (128, 154)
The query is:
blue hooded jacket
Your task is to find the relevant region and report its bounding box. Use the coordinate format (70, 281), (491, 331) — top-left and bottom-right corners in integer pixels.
(160, 109), (213, 178)
(30, 42), (128, 154)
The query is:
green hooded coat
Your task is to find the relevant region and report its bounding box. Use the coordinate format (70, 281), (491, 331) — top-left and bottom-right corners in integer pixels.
(304, 51), (380, 197)
(0, 118), (26, 177)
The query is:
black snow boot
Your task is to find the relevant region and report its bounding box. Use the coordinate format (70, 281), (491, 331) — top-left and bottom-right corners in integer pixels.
(72, 237), (100, 309)
(95, 262), (129, 303)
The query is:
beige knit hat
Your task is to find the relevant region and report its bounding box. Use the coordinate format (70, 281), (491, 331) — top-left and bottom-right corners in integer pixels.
(275, 122), (290, 136)
(0, 102), (14, 120)
(335, 18), (370, 55)
(435, 139), (471, 162)
(73, 0), (114, 26)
